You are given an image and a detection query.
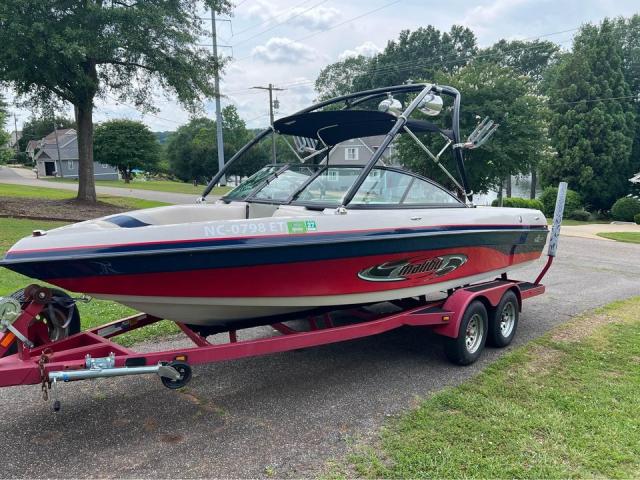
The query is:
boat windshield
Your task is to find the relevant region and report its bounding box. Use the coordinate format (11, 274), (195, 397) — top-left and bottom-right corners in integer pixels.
(292, 166), (462, 206)
(223, 165), (279, 201)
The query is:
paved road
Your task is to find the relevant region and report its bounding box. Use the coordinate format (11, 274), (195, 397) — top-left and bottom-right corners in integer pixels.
(0, 166), (203, 205)
(1, 236), (639, 478)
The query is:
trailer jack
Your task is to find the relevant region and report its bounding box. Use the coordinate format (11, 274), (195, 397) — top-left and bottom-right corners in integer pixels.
(44, 355), (189, 411)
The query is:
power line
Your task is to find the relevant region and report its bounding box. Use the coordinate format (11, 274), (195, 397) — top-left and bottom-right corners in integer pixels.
(234, 0), (402, 61)
(232, 0), (330, 47)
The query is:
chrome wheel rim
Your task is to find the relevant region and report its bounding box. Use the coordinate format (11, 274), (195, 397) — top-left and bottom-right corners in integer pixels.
(465, 314), (484, 354)
(499, 302), (516, 338)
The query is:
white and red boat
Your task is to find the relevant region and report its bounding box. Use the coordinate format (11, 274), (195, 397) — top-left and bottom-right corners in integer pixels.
(0, 83), (548, 329)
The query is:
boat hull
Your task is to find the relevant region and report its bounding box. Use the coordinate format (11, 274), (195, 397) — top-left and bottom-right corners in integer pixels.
(2, 225), (547, 325)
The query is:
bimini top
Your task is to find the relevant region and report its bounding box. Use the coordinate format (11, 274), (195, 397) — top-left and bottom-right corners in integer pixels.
(273, 110), (454, 146)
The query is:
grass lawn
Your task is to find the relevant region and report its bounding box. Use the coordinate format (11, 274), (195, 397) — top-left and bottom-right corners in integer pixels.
(0, 183), (167, 210)
(0, 218), (178, 346)
(333, 297), (640, 479)
(45, 177), (232, 196)
(547, 218), (611, 226)
(597, 232), (640, 244)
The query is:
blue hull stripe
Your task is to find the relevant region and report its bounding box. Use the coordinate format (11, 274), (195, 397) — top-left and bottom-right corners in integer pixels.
(1, 228), (548, 281)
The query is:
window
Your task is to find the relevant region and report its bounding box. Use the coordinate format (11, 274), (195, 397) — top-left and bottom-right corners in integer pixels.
(296, 167), (362, 204)
(252, 167), (317, 201)
(403, 178), (460, 204)
(327, 170), (339, 182)
(345, 147), (359, 161)
(67, 160), (74, 169)
(351, 169), (412, 204)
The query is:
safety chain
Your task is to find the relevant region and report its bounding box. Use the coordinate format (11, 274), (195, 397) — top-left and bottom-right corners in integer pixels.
(39, 350), (52, 401)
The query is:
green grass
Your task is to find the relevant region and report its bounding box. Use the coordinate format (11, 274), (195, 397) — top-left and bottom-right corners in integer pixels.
(334, 297), (640, 479)
(0, 182), (168, 210)
(0, 217), (178, 345)
(45, 177), (232, 196)
(547, 218), (610, 226)
(597, 232), (640, 244)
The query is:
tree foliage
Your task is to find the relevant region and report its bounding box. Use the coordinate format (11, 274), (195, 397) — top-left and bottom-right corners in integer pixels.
(93, 120), (160, 183)
(166, 106), (266, 183)
(399, 61), (549, 194)
(541, 19), (636, 210)
(0, 0), (230, 201)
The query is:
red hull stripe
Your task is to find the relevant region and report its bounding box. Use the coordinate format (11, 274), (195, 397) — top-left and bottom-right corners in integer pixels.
(51, 247), (541, 298)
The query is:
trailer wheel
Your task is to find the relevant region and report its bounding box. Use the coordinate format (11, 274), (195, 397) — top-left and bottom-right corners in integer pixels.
(2, 288), (80, 357)
(444, 301), (488, 365)
(161, 361), (192, 389)
(487, 290), (519, 348)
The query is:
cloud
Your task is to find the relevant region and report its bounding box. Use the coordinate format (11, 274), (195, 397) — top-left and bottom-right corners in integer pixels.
(251, 37), (318, 64)
(338, 41), (382, 60)
(287, 6), (340, 30)
(241, 1), (340, 31)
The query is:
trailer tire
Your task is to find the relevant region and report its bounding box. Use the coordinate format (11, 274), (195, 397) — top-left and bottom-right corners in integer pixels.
(2, 288), (80, 357)
(444, 300), (488, 365)
(487, 290), (519, 348)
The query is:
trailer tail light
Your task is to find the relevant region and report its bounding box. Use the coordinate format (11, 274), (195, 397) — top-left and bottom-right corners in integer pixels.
(0, 332), (16, 348)
(441, 315), (450, 322)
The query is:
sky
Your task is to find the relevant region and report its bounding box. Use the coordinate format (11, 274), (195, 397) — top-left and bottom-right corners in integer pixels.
(4, 0), (639, 133)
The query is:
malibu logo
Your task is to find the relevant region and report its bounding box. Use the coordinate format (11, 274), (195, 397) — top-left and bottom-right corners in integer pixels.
(358, 254), (468, 282)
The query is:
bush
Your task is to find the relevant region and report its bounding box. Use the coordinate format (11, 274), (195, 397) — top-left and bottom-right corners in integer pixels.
(539, 187), (583, 217)
(491, 197), (544, 210)
(567, 209), (591, 221)
(611, 197), (640, 221)
(635, 213), (640, 225)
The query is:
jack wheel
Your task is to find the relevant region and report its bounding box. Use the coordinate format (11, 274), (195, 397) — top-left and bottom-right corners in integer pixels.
(53, 400), (61, 412)
(487, 290), (519, 348)
(161, 361), (192, 389)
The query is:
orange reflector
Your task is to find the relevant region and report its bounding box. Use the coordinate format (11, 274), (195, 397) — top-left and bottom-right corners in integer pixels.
(441, 316), (450, 322)
(0, 332), (16, 348)
(174, 355), (187, 361)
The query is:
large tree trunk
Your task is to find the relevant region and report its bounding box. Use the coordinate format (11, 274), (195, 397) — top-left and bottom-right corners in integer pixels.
(505, 175), (512, 198)
(530, 168), (537, 199)
(75, 101), (97, 202)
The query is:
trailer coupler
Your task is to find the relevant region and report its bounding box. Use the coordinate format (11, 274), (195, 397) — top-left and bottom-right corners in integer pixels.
(46, 355), (189, 411)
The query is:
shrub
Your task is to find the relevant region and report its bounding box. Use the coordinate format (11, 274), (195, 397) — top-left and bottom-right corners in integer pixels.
(539, 187), (583, 217)
(611, 197), (640, 221)
(635, 213), (640, 225)
(567, 209), (591, 221)
(491, 197), (544, 210)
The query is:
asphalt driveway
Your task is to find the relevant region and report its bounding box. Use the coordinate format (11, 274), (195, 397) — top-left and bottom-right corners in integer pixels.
(0, 166), (202, 204)
(0, 235), (638, 478)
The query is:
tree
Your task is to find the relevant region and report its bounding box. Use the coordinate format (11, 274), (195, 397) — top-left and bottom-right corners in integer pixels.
(353, 25), (477, 90)
(315, 56), (371, 101)
(615, 15), (640, 186)
(166, 106), (263, 183)
(93, 120), (160, 183)
(541, 19), (636, 210)
(398, 62), (549, 197)
(0, 0), (230, 202)
(479, 39), (560, 197)
(18, 115), (76, 153)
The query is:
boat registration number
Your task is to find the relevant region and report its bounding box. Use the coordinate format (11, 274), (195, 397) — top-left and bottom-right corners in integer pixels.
(204, 220), (318, 237)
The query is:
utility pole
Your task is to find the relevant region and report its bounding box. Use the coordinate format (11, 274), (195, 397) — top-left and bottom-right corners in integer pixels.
(13, 114), (19, 158)
(53, 121), (63, 178)
(211, 7), (226, 186)
(252, 84), (285, 163)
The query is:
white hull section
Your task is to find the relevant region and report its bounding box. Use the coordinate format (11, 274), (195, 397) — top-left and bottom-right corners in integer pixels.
(95, 261), (539, 325)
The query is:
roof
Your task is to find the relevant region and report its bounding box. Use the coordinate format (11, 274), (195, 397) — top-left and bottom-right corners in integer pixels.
(273, 110), (452, 146)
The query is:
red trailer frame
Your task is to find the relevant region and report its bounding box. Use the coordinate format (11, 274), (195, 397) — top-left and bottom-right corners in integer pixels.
(0, 275), (547, 409)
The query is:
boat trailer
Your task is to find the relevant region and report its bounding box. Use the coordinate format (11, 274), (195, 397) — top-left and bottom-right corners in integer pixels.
(0, 186), (568, 411)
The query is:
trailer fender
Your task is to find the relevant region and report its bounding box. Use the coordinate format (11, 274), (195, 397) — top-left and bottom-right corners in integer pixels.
(431, 283), (522, 339)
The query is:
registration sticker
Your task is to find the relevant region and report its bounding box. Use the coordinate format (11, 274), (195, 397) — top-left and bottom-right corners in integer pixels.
(287, 220), (317, 234)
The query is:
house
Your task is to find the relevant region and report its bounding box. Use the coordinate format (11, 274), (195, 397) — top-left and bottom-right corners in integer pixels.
(33, 129), (119, 180)
(327, 135), (397, 166)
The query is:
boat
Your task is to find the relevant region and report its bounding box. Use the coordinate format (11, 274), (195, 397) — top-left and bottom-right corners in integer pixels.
(0, 83), (548, 330)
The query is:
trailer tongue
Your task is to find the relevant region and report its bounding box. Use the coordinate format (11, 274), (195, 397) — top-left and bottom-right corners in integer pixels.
(0, 185), (567, 412)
